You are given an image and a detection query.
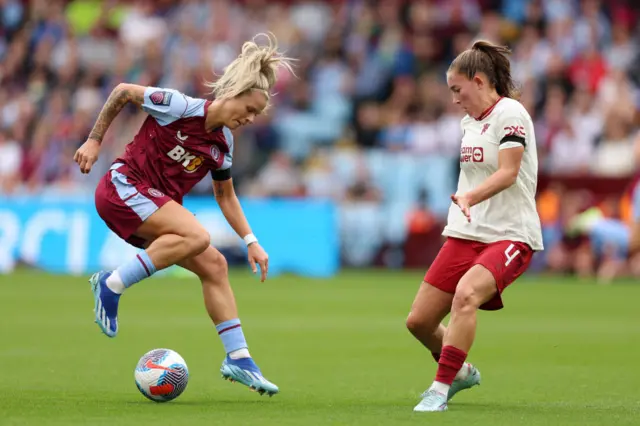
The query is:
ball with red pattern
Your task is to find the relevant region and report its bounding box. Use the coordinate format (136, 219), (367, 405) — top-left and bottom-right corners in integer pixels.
(134, 348), (189, 402)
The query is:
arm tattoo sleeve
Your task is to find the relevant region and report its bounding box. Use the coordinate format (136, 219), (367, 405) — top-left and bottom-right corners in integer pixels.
(88, 86), (144, 143)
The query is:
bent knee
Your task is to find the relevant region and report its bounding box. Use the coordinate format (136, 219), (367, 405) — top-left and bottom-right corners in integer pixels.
(185, 229), (211, 256)
(199, 248), (228, 282)
(208, 249), (228, 275)
(451, 287), (480, 313)
(406, 311), (437, 334)
(406, 313), (423, 333)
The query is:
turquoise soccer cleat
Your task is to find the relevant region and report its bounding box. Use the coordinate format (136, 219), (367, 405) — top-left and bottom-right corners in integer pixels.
(448, 363), (481, 401)
(220, 356), (279, 396)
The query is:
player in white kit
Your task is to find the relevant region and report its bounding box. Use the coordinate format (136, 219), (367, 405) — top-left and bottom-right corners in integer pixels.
(406, 40), (544, 412)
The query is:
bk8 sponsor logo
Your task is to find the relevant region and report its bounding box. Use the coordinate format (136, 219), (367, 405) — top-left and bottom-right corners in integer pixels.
(166, 145), (205, 173)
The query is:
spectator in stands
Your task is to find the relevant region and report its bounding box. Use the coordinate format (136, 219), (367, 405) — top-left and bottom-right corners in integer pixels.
(1, 0), (639, 277)
(0, 128), (21, 193)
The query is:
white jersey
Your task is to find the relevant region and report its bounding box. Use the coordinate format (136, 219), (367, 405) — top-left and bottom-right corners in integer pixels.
(443, 97), (544, 251)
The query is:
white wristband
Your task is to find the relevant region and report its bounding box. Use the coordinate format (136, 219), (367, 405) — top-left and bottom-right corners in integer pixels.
(243, 233), (258, 246)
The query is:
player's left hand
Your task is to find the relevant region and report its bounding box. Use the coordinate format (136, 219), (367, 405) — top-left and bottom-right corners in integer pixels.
(247, 242), (269, 282)
(451, 193), (472, 222)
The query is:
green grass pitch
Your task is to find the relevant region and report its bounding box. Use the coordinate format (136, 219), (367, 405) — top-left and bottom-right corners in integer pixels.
(1, 269), (639, 425)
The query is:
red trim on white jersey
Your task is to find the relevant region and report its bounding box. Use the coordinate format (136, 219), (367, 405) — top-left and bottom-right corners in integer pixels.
(475, 96), (504, 121)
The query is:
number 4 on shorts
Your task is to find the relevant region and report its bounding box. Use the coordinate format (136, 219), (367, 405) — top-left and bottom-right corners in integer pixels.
(504, 243), (520, 266)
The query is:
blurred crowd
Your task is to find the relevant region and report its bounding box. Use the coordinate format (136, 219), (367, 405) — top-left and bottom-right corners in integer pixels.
(1, 0), (640, 275)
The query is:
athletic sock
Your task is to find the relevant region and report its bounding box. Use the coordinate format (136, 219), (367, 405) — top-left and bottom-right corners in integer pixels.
(106, 251), (157, 294)
(435, 345), (468, 386)
(216, 319), (251, 359)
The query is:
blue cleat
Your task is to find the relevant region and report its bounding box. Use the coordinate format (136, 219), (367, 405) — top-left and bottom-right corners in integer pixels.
(89, 271), (119, 338)
(220, 356), (279, 396)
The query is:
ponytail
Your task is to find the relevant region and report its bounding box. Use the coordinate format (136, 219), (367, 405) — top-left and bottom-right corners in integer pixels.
(449, 39), (519, 99)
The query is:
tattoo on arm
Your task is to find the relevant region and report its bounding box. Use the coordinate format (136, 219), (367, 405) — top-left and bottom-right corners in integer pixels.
(88, 85), (144, 143)
(213, 181), (225, 198)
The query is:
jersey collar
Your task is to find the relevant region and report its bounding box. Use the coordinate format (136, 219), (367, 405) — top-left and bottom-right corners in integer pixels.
(474, 96), (504, 121)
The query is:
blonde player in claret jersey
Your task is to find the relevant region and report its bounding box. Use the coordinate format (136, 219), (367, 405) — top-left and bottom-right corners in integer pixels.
(407, 40), (543, 412)
(73, 33), (294, 397)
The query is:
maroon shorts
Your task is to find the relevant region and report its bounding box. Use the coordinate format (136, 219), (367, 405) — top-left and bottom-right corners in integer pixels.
(95, 164), (172, 248)
(424, 237), (533, 310)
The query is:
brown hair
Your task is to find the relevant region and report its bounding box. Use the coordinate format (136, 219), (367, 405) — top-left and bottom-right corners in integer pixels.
(449, 40), (519, 99)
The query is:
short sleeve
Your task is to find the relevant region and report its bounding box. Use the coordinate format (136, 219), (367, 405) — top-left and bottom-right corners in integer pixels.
(210, 127), (234, 181)
(219, 127), (234, 171)
(495, 108), (528, 150)
(142, 87), (206, 126)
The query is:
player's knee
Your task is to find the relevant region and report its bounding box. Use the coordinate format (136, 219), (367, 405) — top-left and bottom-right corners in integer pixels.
(405, 312), (422, 333)
(185, 229), (211, 256)
(208, 249), (228, 279)
(451, 286), (479, 314)
(406, 311), (436, 334)
(198, 248), (228, 283)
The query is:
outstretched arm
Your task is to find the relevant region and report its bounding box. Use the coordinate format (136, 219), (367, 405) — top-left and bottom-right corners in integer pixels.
(74, 83), (146, 174)
(88, 83), (145, 143)
(213, 177), (269, 282)
(213, 178), (253, 240)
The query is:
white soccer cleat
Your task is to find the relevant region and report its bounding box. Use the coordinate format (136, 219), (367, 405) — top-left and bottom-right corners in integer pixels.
(414, 389), (448, 412)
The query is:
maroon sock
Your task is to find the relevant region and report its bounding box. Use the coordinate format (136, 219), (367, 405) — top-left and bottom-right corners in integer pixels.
(431, 352), (440, 362)
(435, 345), (467, 385)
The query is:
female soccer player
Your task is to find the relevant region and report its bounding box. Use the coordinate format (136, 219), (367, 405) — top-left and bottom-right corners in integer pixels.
(406, 40), (543, 412)
(73, 33), (294, 397)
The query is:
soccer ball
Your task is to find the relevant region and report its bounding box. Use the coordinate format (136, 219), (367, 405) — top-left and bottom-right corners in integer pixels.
(134, 348), (189, 402)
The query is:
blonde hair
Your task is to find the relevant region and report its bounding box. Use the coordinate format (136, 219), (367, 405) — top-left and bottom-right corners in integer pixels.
(205, 32), (295, 107)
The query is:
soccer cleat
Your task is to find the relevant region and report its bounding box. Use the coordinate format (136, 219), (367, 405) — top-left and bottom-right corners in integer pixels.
(414, 389), (448, 412)
(220, 356), (279, 397)
(448, 363), (481, 401)
(89, 271), (120, 338)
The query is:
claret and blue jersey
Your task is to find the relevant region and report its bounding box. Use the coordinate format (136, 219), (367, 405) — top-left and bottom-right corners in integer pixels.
(112, 87), (234, 204)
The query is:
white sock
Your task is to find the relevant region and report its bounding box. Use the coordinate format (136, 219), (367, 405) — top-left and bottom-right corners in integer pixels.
(429, 381), (450, 395)
(229, 348), (251, 359)
(455, 362), (472, 381)
(106, 271), (126, 294)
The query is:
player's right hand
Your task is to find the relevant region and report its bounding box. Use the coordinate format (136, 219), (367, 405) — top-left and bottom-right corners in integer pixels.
(451, 193), (472, 222)
(74, 138), (101, 174)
